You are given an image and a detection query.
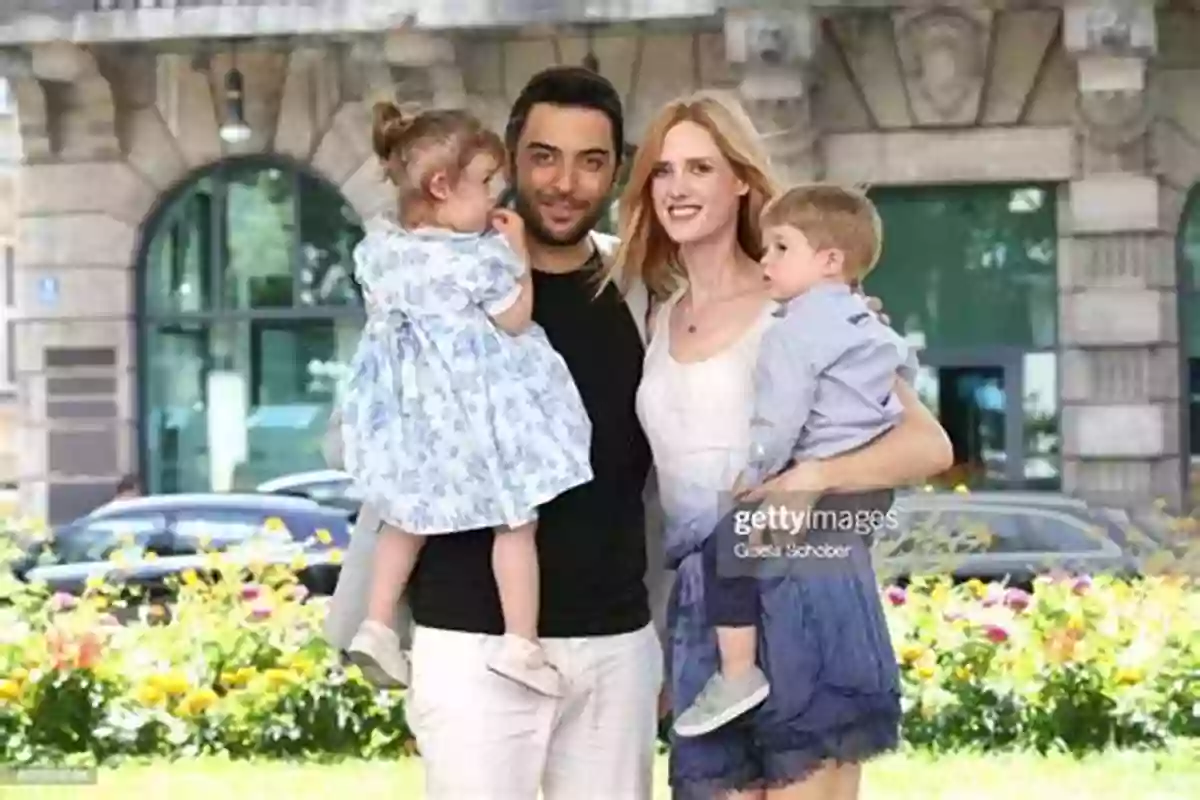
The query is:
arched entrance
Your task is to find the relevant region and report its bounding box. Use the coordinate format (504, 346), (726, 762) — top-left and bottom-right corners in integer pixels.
(137, 157), (365, 494)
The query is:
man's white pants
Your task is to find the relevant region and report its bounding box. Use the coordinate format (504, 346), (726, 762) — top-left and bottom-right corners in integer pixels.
(406, 623), (663, 800)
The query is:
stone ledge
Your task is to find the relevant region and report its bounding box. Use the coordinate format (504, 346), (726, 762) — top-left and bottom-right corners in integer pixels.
(0, 1), (723, 45)
(824, 127), (1074, 186)
(1063, 457), (1185, 512)
(1067, 175), (1161, 234)
(1062, 403), (1178, 460)
(16, 213), (138, 269)
(1059, 346), (1181, 404)
(1059, 288), (1176, 347)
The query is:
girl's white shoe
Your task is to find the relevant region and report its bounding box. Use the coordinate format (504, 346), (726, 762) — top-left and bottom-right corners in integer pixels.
(487, 634), (564, 697)
(347, 620), (411, 689)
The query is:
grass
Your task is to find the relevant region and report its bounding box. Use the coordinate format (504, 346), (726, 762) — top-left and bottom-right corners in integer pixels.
(4, 744), (1199, 799)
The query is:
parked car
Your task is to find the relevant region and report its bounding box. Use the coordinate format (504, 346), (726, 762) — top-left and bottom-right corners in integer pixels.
(872, 490), (1144, 589)
(256, 469), (358, 506)
(8, 493), (354, 601)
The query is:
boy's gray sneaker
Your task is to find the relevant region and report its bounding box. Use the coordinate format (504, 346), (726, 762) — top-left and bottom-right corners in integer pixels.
(673, 667), (770, 738)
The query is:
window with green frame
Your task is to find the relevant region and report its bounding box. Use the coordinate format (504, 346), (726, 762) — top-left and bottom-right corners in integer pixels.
(1181, 188), (1200, 456)
(138, 158), (366, 494)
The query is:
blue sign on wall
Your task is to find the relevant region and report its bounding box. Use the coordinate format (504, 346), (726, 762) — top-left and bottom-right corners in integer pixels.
(37, 276), (58, 307)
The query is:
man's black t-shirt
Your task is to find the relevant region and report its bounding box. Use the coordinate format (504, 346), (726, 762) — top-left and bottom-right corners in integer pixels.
(406, 256), (654, 638)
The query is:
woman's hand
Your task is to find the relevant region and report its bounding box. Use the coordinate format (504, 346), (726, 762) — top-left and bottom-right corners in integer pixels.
(739, 460), (826, 536)
(863, 294), (890, 327)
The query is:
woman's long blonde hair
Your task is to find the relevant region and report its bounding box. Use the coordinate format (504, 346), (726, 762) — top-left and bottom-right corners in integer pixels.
(602, 90), (781, 300)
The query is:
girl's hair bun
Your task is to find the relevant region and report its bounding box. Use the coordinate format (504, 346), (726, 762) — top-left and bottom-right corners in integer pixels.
(372, 101), (409, 161)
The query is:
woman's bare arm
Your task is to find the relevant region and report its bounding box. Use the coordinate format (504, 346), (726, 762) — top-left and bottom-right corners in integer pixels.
(817, 379), (952, 493)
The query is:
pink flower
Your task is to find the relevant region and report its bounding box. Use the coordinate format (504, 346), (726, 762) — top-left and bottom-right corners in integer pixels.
(982, 584), (1005, 608)
(248, 598), (273, 621)
(240, 583), (263, 601)
(290, 584), (309, 603)
(1004, 588), (1032, 612)
(1071, 575), (1092, 596)
(983, 623), (1009, 644)
(97, 613), (120, 628)
(943, 609), (965, 623)
(49, 592), (77, 612)
(884, 585), (906, 606)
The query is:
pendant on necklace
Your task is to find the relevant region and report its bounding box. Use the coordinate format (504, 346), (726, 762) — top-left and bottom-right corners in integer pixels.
(687, 324), (697, 333)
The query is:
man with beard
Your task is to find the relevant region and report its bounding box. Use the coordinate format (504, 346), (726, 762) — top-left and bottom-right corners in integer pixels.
(325, 67), (667, 799)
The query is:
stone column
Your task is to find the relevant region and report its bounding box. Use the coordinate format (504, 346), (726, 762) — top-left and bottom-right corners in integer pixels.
(723, 8), (821, 184)
(1059, 2), (1183, 509)
(4, 42), (153, 523)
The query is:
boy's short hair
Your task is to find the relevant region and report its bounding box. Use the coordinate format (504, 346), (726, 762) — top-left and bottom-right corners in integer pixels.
(760, 184), (883, 281)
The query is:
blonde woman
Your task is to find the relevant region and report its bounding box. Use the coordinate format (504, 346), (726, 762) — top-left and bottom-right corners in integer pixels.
(610, 91), (952, 799)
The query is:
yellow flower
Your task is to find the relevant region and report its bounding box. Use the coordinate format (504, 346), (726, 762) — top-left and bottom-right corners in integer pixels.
(264, 668), (298, 688)
(144, 551), (158, 562)
(290, 554), (308, 572)
(85, 575), (105, 591)
(0, 679), (22, 702)
(133, 683), (166, 707)
(328, 548), (344, 565)
(181, 569), (199, 586)
(109, 550), (128, 567)
(965, 578), (986, 598)
(9, 667), (29, 683)
(288, 655), (317, 677)
(197, 534), (213, 550)
(898, 643), (925, 664)
(116, 533), (135, 549)
(175, 688), (219, 717)
(915, 663), (936, 680)
(953, 483), (969, 494)
(314, 528), (333, 545)
(1067, 614), (1086, 632)
(954, 665), (972, 681)
(149, 670), (190, 695)
(264, 516), (287, 533)
(1115, 666), (1144, 686)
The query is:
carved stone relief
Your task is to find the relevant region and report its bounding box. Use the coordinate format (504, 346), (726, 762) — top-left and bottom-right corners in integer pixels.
(1076, 88), (1153, 153)
(894, 7), (991, 127)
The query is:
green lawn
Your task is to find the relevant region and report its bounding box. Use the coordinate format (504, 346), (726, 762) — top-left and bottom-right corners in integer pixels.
(5, 745), (1200, 799)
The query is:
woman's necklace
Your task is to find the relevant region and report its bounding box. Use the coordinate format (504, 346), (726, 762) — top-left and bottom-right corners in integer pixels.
(681, 284), (762, 334)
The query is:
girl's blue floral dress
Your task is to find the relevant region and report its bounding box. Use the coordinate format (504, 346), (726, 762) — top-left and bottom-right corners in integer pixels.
(339, 218), (594, 535)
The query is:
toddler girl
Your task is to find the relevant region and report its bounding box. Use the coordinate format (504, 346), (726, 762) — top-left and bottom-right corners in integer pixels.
(339, 102), (593, 698)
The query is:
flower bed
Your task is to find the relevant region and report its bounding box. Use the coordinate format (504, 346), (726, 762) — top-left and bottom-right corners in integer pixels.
(0, 523), (1196, 765)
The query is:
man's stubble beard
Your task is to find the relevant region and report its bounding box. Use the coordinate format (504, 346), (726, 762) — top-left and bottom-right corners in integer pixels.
(512, 184), (611, 249)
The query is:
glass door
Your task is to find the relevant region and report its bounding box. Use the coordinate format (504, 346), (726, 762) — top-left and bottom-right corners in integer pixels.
(913, 350), (1025, 489)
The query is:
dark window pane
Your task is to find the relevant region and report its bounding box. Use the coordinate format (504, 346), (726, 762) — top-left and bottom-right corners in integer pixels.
(223, 165), (296, 309)
(53, 513), (167, 564)
(144, 178), (216, 313)
(172, 509), (286, 551)
(144, 319), (360, 494)
(296, 172), (365, 307)
(868, 185), (1057, 350)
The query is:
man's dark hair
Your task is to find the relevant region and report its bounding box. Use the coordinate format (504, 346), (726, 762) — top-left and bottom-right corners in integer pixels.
(505, 66), (625, 166)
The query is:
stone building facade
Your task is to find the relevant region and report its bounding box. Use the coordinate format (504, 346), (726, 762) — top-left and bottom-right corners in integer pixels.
(0, 0), (1198, 522)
